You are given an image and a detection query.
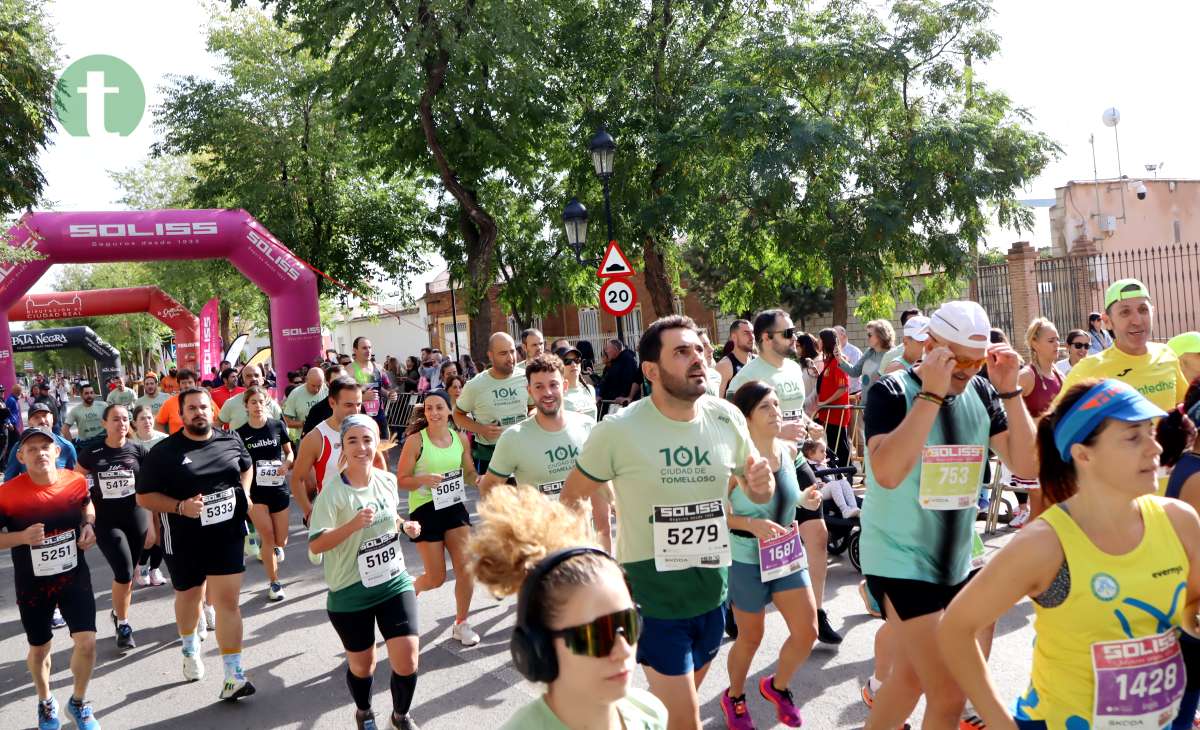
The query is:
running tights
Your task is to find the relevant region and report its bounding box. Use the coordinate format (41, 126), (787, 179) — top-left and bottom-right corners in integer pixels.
(138, 545), (163, 570)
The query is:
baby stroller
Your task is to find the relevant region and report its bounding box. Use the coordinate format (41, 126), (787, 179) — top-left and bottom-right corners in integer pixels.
(815, 464), (862, 574)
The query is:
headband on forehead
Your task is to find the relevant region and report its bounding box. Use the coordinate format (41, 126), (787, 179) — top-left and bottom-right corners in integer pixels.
(340, 414), (378, 440)
(1052, 379), (1166, 463)
(425, 389), (452, 410)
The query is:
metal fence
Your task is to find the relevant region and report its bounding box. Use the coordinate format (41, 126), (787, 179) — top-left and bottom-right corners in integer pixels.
(972, 262), (1014, 342)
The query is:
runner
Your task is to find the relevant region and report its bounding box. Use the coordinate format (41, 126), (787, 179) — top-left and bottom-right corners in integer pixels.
(0, 426), (102, 730)
(726, 309), (843, 644)
(940, 378), (1200, 729)
(396, 389), (481, 647)
(210, 368), (244, 411)
(160, 368), (179, 394)
(1058, 278), (1188, 413)
(74, 404), (148, 652)
(453, 332), (529, 476)
(133, 373), (169, 416)
(347, 337), (394, 439)
(516, 328), (546, 374)
(106, 378), (136, 407)
(5, 403), (77, 479)
(562, 315), (773, 730)
(292, 377), (368, 525)
(859, 300), (1036, 730)
(129, 404), (167, 587)
(882, 316), (930, 375)
(1169, 331), (1200, 386)
(309, 414), (423, 730)
(479, 355), (610, 551)
(217, 365), (282, 431)
(234, 386), (294, 602)
(283, 366), (327, 441)
(697, 329), (724, 398)
(1011, 317), (1064, 527)
(301, 365), (349, 438)
(716, 319), (755, 398)
(156, 370), (222, 435)
(135, 387), (256, 700)
(470, 484), (669, 730)
(558, 345), (599, 421)
(721, 380), (823, 729)
(65, 384), (108, 445)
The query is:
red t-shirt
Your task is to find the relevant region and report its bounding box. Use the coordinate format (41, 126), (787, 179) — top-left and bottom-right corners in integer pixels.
(210, 386), (244, 410)
(815, 357), (851, 427)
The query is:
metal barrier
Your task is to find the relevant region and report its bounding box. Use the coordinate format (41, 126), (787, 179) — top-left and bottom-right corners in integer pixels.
(811, 404), (865, 471)
(386, 392), (425, 431)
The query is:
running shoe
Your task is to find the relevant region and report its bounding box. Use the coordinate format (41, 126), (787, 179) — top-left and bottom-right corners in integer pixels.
(36, 696), (60, 730)
(391, 713), (420, 730)
(1009, 506), (1030, 529)
(816, 609), (843, 645)
(356, 709), (378, 730)
(268, 582), (285, 602)
(959, 713), (986, 729)
(274, 546), (286, 563)
(244, 534), (259, 559)
(149, 568), (166, 586)
(182, 651), (205, 681)
(719, 690), (755, 730)
(452, 621), (480, 647)
(202, 603), (217, 632)
(197, 618), (208, 642)
(860, 680), (876, 708)
(758, 675), (802, 727)
(66, 697), (100, 730)
(115, 622), (136, 651)
(135, 566), (150, 587)
(51, 608), (66, 630)
(219, 676), (256, 701)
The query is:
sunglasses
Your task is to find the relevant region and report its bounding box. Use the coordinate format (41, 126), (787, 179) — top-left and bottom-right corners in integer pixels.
(770, 328), (797, 340)
(952, 356), (987, 371)
(1069, 342), (1089, 350)
(552, 607), (642, 658)
(562, 358), (580, 366)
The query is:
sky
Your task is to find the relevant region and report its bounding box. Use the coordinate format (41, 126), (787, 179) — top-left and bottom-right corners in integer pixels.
(30, 0), (1196, 297)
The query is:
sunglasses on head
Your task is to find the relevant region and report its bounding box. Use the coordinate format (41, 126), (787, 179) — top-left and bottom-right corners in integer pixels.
(770, 328), (797, 340)
(552, 606), (642, 658)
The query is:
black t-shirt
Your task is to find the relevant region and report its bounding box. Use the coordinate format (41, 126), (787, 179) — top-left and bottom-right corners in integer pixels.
(235, 419), (291, 490)
(136, 429), (252, 547)
(77, 440), (146, 519)
(863, 370), (1008, 443)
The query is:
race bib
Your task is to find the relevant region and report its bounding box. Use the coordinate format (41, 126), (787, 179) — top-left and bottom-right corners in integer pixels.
(918, 445), (985, 510)
(652, 499), (731, 571)
(432, 469), (466, 510)
(32, 530), (78, 577)
(759, 522), (806, 582)
(357, 532), (405, 588)
(499, 413), (525, 427)
(363, 395), (380, 417)
(537, 480), (564, 502)
(1091, 629), (1184, 729)
(97, 468), (135, 499)
(781, 409), (804, 423)
(255, 460), (285, 487)
(201, 488), (237, 526)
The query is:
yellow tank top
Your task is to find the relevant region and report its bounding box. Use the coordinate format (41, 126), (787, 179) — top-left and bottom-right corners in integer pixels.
(1016, 495), (1189, 727)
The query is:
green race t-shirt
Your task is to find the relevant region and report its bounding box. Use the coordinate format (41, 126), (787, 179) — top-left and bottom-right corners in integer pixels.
(282, 384), (327, 440)
(218, 395), (282, 431)
(488, 411), (593, 497)
(455, 368), (530, 445)
(575, 396), (754, 619)
(500, 688), (668, 730)
(563, 382), (598, 422)
(704, 366), (723, 397)
(133, 391), (169, 415)
(106, 387), (136, 406)
(67, 401), (109, 441)
(725, 356), (807, 422)
(308, 466), (414, 612)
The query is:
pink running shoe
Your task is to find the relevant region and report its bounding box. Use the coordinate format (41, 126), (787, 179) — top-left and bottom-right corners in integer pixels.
(720, 689), (756, 730)
(759, 675), (802, 727)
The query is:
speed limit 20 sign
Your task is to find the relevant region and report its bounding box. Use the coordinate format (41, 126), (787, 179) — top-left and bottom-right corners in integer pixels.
(599, 278), (638, 318)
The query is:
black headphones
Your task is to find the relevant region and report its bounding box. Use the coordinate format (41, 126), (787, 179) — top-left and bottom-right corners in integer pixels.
(510, 546), (616, 683)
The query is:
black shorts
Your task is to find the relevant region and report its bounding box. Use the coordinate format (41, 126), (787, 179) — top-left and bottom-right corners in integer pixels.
(796, 506), (824, 525)
(18, 565), (97, 646)
(409, 501), (470, 543)
(328, 590), (418, 653)
(164, 528), (246, 592)
(251, 486), (291, 514)
(865, 574), (971, 622)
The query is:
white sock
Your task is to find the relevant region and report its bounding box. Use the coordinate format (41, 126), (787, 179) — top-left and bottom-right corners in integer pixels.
(117, 618), (129, 627)
(868, 676), (882, 692)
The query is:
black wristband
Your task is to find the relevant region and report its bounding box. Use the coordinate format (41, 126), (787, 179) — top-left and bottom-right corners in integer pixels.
(996, 390), (1023, 400)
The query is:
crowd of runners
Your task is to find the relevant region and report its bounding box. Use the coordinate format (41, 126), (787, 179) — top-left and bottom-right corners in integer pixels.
(6, 277), (1200, 729)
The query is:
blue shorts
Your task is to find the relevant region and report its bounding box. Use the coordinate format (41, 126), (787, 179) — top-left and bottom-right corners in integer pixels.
(636, 604), (725, 676)
(728, 560), (810, 613)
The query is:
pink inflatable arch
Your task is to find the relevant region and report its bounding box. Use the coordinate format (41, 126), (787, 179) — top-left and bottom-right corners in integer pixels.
(0, 210), (321, 389)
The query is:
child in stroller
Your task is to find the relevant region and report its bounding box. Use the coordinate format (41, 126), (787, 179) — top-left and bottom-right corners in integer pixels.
(801, 439), (860, 519)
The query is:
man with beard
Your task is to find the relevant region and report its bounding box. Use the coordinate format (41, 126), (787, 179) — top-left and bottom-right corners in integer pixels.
(453, 332), (529, 475)
(478, 354), (612, 551)
(716, 319), (756, 398)
(65, 384), (108, 444)
(514, 327), (545, 374)
(216, 365), (282, 431)
(135, 387), (256, 701)
(133, 372), (169, 416)
(563, 315), (773, 730)
(724, 309), (844, 645)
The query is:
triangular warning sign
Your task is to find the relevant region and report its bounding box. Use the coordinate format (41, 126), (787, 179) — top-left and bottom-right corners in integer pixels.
(597, 240), (636, 278)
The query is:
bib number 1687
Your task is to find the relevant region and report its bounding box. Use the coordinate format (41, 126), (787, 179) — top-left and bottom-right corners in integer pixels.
(666, 524), (719, 545)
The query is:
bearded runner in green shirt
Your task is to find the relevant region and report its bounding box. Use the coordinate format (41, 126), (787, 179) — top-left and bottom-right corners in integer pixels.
(563, 316), (774, 730)
(453, 332), (530, 474)
(479, 354), (613, 552)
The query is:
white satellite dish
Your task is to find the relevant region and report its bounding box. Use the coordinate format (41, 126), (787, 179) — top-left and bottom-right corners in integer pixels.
(1102, 107), (1121, 127)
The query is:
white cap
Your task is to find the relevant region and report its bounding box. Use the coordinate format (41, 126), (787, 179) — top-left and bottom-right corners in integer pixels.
(903, 315), (930, 342)
(926, 301), (991, 349)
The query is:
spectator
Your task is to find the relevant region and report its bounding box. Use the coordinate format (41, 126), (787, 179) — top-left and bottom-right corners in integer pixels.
(837, 319), (893, 407)
(576, 340), (597, 383)
(400, 356), (421, 393)
(596, 338), (639, 406)
(834, 325), (863, 396)
(815, 328), (852, 467)
(459, 353), (478, 380)
(1086, 311), (1113, 354)
(439, 359), (459, 388)
(1056, 328), (1090, 377)
(5, 382), (23, 432)
(418, 355), (440, 392)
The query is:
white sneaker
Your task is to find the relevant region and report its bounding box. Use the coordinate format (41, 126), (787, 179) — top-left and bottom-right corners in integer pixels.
(197, 619), (208, 642)
(1010, 506), (1030, 529)
(274, 546), (286, 563)
(219, 676), (255, 701)
(203, 604), (216, 631)
(452, 621), (480, 647)
(267, 582), (285, 602)
(244, 535), (259, 559)
(135, 566), (150, 587)
(149, 568), (166, 586)
(183, 651), (205, 681)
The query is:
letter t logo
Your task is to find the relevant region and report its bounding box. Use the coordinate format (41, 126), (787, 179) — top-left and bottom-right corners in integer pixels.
(77, 71), (120, 138)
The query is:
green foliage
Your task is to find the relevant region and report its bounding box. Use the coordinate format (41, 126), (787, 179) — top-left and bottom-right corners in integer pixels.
(0, 0), (59, 217)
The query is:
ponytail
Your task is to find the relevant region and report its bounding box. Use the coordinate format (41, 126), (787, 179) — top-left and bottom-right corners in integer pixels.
(1038, 378), (1110, 505)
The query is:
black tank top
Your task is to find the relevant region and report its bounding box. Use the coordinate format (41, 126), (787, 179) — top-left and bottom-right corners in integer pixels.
(724, 352), (747, 377)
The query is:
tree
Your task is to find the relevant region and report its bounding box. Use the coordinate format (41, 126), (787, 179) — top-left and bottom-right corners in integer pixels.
(0, 0), (58, 217)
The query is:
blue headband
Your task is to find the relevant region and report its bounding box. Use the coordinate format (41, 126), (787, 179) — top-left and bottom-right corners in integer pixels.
(1053, 379), (1167, 463)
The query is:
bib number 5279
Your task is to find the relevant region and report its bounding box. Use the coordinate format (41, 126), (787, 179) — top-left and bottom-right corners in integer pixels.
(665, 524), (719, 545)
